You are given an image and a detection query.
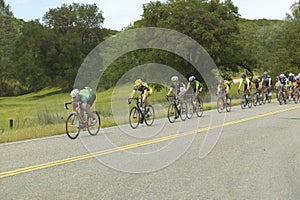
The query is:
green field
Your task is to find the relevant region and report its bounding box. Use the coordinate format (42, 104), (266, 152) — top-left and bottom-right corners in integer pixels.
(0, 82), (273, 143)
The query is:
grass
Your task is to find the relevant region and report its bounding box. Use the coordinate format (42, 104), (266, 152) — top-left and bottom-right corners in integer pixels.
(0, 83), (277, 143)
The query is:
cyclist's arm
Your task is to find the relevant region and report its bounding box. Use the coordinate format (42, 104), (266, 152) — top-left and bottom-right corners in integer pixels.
(186, 82), (190, 92)
(166, 87), (173, 96)
(130, 89), (136, 99)
(238, 80), (243, 90)
(195, 82), (200, 95)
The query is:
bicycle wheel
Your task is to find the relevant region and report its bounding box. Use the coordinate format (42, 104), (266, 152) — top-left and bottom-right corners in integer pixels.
(129, 107), (141, 129)
(87, 111), (101, 136)
(240, 95), (247, 109)
(167, 103), (177, 123)
(248, 95), (252, 108)
(253, 94), (258, 106)
(195, 100), (204, 117)
(179, 102), (187, 121)
(66, 113), (80, 139)
(217, 97), (224, 113)
(267, 93), (272, 103)
(278, 91), (283, 105)
(144, 105), (155, 126)
(187, 102), (194, 119)
(258, 94), (263, 105)
(226, 98), (231, 112)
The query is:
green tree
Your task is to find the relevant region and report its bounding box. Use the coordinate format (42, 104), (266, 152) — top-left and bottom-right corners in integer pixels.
(0, 0), (23, 95)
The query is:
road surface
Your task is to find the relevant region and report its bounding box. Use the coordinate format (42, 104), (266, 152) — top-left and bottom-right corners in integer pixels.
(0, 101), (299, 199)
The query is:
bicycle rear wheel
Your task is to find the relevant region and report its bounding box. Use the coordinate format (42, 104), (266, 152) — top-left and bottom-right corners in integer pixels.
(167, 103), (177, 123)
(129, 107), (141, 129)
(145, 105), (155, 126)
(66, 113), (80, 139)
(88, 111), (101, 136)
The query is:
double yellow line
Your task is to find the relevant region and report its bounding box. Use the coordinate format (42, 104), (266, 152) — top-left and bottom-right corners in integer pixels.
(1, 105), (299, 179)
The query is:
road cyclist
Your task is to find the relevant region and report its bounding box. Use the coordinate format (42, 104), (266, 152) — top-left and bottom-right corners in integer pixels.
(128, 79), (153, 124)
(166, 76), (187, 120)
(186, 75), (204, 117)
(261, 71), (272, 103)
(216, 79), (231, 113)
(238, 73), (252, 109)
(252, 76), (263, 106)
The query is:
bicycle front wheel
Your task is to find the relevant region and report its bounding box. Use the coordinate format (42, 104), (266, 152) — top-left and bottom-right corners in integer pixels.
(129, 107), (141, 129)
(88, 111), (101, 136)
(66, 113), (80, 139)
(195, 100), (204, 117)
(226, 98), (231, 112)
(145, 105), (155, 126)
(180, 102), (187, 121)
(187, 102), (194, 119)
(240, 95), (247, 109)
(217, 97), (224, 113)
(167, 103), (177, 123)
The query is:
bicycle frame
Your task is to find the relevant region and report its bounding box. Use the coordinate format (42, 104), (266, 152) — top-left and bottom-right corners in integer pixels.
(65, 101), (89, 128)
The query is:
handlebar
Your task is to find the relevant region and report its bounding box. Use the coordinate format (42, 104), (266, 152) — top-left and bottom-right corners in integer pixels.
(64, 101), (80, 110)
(64, 102), (71, 110)
(166, 95), (175, 101)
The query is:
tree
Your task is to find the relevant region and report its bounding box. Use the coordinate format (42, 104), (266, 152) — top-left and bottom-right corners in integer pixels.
(0, 0), (23, 95)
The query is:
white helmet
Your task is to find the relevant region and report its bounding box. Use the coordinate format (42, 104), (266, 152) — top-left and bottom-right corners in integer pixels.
(188, 76), (196, 82)
(171, 76), (178, 82)
(289, 73), (294, 77)
(279, 74), (285, 78)
(70, 89), (79, 98)
(253, 76), (258, 81)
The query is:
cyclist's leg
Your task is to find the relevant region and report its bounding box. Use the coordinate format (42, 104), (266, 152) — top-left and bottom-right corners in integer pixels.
(86, 94), (96, 119)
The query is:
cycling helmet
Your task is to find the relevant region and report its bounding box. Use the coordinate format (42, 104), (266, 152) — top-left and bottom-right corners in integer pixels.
(135, 79), (142, 86)
(70, 89), (79, 98)
(263, 71), (268, 76)
(188, 76), (196, 82)
(253, 76), (258, 81)
(289, 73), (294, 77)
(279, 74), (285, 78)
(171, 76), (178, 82)
(242, 73), (246, 79)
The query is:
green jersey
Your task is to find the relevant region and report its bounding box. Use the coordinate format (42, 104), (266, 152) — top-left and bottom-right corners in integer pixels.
(79, 87), (95, 103)
(187, 80), (202, 92)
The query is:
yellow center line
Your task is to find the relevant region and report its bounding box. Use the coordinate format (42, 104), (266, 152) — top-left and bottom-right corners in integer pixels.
(1, 105), (300, 179)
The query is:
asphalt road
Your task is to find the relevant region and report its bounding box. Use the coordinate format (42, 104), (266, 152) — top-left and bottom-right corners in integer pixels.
(0, 100), (299, 199)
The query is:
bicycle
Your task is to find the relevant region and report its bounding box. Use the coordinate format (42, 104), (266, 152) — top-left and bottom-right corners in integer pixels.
(216, 91), (231, 113)
(276, 84), (287, 105)
(294, 86), (300, 104)
(64, 101), (101, 140)
(128, 97), (154, 129)
(262, 86), (272, 104)
(186, 93), (204, 119)
(166, 96), (187, 123)
(239, 90), (252, 109)
(252, 88), (263, 106)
